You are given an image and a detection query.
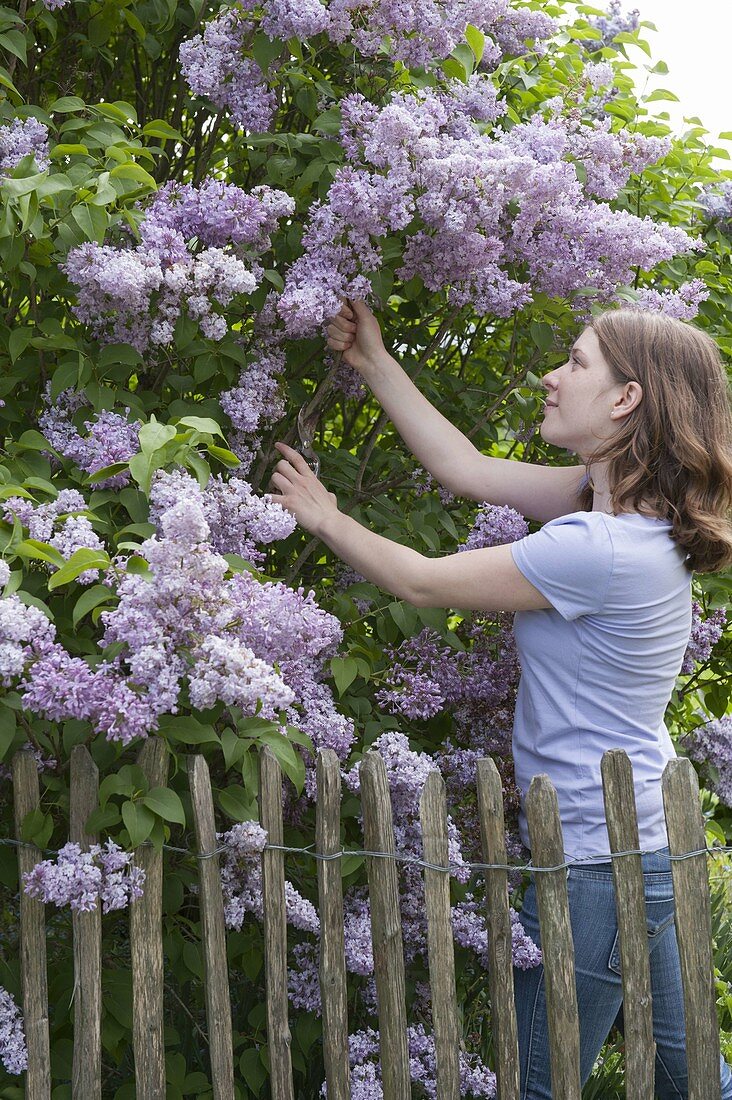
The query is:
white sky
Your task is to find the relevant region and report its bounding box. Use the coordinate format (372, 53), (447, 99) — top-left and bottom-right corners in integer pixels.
(624, 0), (732, 161)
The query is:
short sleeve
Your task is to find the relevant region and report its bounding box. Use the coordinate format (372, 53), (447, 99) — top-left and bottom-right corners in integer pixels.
(510, 512), (614, 621)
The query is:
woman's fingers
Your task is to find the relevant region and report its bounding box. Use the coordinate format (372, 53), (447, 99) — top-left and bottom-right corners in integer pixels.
(274, 441), (314, 477)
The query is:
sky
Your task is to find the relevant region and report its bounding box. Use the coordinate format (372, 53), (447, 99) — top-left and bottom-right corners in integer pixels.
(624, 0), (732, 159)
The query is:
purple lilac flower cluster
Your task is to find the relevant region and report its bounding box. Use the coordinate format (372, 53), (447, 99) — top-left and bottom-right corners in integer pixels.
(632, 279), (710, 322)
(681, 600), (727, 675)
(699, 181), (732, 226)
(459, 502), (529, 551)
(10, 479), (349, 757)
(0, 565), (55, 686)
(584, 0), (640, 49)
(219, 347), (287, 466)
(0, 987), (27, 1076)
(0, 117), (50, 173)
(38, 386), (140, 488)
(218, 820), (319, 932)
(180, 0), (555, 123)
(376, 628), (462, 720)
(277, 84), (692, 336)
(63, 179), (294, 353)
(683, 717), (732, 807)
(325, 1022), (496, 1098)
(23, 840), (145, 913)
(149, 469), (296, 566)
(179, 8), (278, 133)
(3, 489), (105, 584)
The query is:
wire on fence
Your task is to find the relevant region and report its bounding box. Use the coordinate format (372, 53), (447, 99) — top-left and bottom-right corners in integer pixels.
(2, 834), (731, 876)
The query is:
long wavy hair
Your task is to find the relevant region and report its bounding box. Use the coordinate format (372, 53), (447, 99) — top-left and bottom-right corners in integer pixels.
(576, 308), (732, 573)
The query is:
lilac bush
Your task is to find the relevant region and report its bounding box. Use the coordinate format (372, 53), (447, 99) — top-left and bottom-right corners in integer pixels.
(2, 0), (731, 1092)
(23, 841), (145, 913)
(62, 180), (294, 352)
(0, 988), (26, 1076)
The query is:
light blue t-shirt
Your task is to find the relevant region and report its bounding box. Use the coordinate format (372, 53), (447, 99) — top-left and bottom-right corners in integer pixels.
(510, 510), (692, 861)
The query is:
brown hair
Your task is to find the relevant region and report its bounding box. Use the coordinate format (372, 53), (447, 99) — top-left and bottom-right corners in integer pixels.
(577, 308), (732, 573)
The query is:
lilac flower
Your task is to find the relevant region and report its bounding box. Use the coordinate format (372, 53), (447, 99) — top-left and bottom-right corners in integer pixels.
(632, 279), (710, 322)
(375, 629), (462, 721)
(0, 117), (50, 173)
(0, 987), (27, 1076)
(584, 0), (640, 49)
(332, 1024), (497, 1098)
(150, 469), (296, 566)
(699, 180), (732, 226)
(261, 0), (331, 41)
(219, 821), (319, 933)
(0, 593), (55, 686)
(179, 8), (278, 133)
(683, 717), (732, 807)
(39, 390), (141, 488)
(280, 85), (695, 336)
(220, 348), (287, 437)
(188, 635), (295, 715)
(23, 840), (145, 913)
(63, 180), (292, 353)
(4, 490), (105, 583)
(42, 0), (70, 9)
(459, 503), (529, 551)
(681, 601), (727, 675)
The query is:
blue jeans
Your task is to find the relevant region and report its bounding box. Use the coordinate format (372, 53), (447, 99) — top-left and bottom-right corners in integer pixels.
(514, 849), (732, 1099)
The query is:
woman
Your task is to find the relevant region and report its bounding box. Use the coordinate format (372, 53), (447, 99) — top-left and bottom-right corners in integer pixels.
(269, 300), (732, 1098)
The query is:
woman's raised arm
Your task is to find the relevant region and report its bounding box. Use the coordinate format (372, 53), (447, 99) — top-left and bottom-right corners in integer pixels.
(328, 301), (586, 523)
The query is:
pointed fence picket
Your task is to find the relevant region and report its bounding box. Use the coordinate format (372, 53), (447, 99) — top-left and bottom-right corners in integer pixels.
(9, 743), (727, 1099)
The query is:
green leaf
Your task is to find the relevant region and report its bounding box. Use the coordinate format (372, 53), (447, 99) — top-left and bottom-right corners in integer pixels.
(644, 88), (680, 104)
(50, 144), (90, 158)
(159, 714), (219, 745)
(141, 120), (183, 141)
(121, 801), (155, 848)
(21, 807), (53, 849)
(252, 32), (284, 71)
(16, 429), (53, 452)
(138, 418), (177, 455)
(84, 805), (122, 833)
(84, 462), (130, 484)
(47, 96), (86, 113)
(257, 730), (305, 794)
(73, 584), (116, 627)
(222, 726), (248, 771)
(8, 327), (33, 363)
(218, 785), (258, 821)
(0, 704), (17, 761)
(0, 29), (26, 64)
(109, 162), (157, 189)
(17, 539), (66, 567)
(176, 416), (226, 440)
(71, 202), (109, 243)
(465, 24), (485, 63)
(48, 547), (110, 590)
(330, 655), (359, 697)
(206, 443), (240, 468)
(388, 600), (418, 637)
(529, 321), (554, 353)
(143, 787), (185, 826)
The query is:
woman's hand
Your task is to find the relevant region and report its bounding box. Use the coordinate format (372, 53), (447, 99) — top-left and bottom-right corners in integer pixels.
(269, 442), (340, 536)
(327, 299), (388, 377)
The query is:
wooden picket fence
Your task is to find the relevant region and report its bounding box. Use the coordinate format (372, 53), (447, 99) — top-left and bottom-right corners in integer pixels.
(10, 740), (725, 1100)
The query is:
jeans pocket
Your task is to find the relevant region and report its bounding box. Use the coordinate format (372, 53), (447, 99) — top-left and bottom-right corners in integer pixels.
(607, 900), (675, 976)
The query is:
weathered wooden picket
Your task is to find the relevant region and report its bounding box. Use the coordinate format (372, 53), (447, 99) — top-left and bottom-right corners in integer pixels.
(10, 741), (724, 1099)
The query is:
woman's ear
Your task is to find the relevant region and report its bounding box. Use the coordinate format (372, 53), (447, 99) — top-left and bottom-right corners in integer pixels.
(610, 380), (643, 420)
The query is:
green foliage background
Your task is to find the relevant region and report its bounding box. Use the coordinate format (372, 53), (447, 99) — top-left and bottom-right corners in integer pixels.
(1, 1), (731, 1095)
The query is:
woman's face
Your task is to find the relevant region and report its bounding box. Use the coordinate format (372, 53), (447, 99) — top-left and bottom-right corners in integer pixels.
(539, 326), (629, 459)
